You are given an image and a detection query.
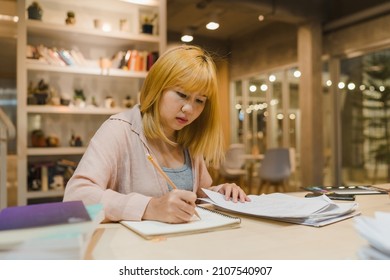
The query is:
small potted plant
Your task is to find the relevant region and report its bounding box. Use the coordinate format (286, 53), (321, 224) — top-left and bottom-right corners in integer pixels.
(73, 89), (86, 107)
(141, 14), (157, 34)
(65, 11), (76, 25)
(27, 1), (43, 20)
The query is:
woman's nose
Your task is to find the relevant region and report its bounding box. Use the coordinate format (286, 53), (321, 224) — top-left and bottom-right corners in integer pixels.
(181, 103), (193, 113)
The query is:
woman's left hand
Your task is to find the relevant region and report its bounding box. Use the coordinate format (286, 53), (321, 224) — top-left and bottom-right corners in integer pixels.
(217, 183), (251, 203)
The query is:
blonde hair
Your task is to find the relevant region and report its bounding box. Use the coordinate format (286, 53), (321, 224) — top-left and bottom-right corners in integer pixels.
(140, 45), (224, 166)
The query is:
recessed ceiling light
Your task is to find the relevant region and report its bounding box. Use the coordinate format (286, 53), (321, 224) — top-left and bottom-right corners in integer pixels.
(181, 34), (193, 42)
(206, 21), (219, 30)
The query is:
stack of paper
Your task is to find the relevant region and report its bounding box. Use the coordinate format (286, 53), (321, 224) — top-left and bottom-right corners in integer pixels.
(0, 201), (103, 259)
(201, 189), (360, 227)
(354, 212), (390, 259)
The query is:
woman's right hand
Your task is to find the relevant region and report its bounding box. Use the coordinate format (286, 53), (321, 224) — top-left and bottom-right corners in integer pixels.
(142, 190), (197, 223)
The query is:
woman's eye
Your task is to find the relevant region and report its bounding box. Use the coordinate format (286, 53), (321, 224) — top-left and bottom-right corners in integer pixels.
(176, 92), (187, 99)
(196, 98), (206, 104)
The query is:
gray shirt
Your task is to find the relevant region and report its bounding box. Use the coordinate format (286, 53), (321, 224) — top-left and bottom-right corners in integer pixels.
(162, 149), (193, 191)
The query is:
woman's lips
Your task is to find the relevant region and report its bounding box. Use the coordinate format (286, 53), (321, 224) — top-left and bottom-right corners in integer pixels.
(176, 117), (188, 124)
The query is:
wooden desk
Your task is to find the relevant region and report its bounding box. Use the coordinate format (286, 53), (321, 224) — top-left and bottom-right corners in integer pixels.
(86, 193), (389, 260)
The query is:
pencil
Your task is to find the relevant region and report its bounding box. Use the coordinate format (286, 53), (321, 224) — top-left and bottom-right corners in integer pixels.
(146, 153), (201, 219)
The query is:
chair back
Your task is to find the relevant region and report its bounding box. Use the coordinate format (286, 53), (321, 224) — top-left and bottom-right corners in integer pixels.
(259, 148), (291, 182)
(222, 143), (246, 170)
(216, 143), (246, 186)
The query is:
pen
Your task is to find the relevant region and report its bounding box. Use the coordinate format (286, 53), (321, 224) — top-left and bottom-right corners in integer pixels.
(146, 153), (201, 220)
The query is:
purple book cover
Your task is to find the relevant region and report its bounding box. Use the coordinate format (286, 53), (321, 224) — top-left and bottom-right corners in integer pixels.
(0, 201), (91, 231)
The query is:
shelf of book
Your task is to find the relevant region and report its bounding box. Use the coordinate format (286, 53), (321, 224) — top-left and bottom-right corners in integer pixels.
(17, 0), (167, 205)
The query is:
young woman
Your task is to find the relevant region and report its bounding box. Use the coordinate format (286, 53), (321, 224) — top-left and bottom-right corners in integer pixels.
(63, 45), (249, 223)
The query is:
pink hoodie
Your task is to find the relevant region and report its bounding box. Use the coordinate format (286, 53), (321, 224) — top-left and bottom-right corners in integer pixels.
(63, 105), (217, 222)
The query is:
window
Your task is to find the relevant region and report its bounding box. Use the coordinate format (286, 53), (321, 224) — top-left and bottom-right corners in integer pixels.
(339, 49), (390, 184)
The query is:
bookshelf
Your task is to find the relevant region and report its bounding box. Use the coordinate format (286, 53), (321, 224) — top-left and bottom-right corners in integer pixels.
(17, 0), (166, 205)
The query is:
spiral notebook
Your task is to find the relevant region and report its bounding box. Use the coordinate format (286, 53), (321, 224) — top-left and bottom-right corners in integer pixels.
(120, 206), (241, 239)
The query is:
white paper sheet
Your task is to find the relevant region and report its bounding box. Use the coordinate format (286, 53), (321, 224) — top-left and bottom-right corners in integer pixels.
(201, 189), (359, 227)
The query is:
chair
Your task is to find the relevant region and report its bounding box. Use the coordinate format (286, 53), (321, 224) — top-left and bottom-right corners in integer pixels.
(256, 148), (291, 194)
(217, 143), (247, 188)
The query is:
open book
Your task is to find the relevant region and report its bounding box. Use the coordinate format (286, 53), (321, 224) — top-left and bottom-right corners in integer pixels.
(201, 189), (360, 227)
(120, 206), (240, 240)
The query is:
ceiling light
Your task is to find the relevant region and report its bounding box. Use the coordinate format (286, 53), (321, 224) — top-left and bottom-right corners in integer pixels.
(249, 85), (257, 92)
(181, 28), (194, 42)
(347, 83), (356, 90)
(293, 70), (301, 78)
(258, 0), (275, 22)
(206, 21), (219, 30)
(181, 34), (193, 42)
(181, 27), (196, 43)
(206, 12), (220, 30)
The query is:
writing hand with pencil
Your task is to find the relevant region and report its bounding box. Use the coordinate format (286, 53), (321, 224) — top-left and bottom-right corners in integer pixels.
(143, 154), (200, 224)
(142, 189), (198, 224)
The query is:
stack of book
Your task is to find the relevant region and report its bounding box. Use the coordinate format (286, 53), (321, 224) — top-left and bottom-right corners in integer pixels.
(28, 45), (88, 67)
(0, 201), (103, 259)
(27, 44), (159, 73)
(116, 49), (159, 72)
(354, 212), (390, 259)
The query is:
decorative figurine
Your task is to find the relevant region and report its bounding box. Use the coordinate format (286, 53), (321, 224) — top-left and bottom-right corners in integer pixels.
(122, 95), (134, 108)
(69, 131), (82, 147)
(46, 135), (60, 147)
(119, 19), (129, 31)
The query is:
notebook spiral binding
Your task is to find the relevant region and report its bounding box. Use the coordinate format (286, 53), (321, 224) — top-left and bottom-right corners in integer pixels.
(197, 206), (241, 222)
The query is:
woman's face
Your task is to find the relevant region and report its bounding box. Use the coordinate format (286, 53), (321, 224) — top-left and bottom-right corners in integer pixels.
(159, 89), (207, 138)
